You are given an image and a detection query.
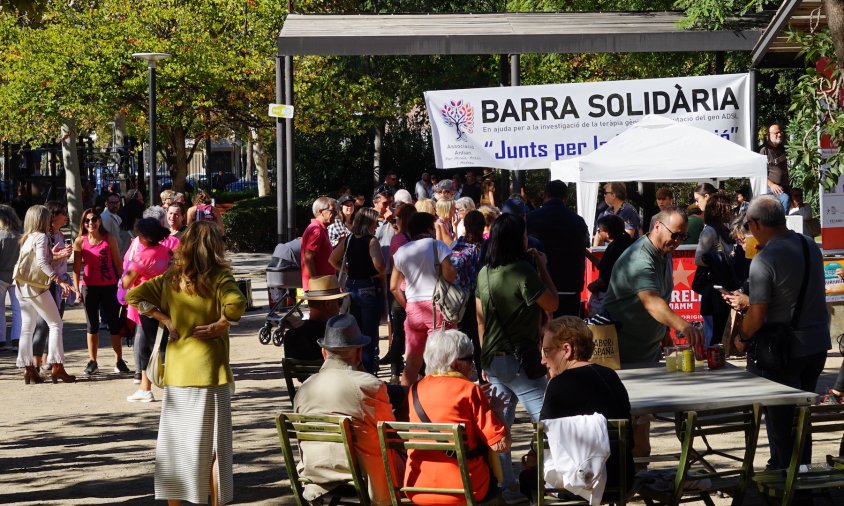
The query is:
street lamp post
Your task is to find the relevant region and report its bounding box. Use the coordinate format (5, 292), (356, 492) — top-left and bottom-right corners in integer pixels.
(132, 52), (170, 206)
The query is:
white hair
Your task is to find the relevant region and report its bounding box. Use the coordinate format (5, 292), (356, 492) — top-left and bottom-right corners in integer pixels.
(424, 329), (474, 375)
(455, 197), (476, 212)
(312, 196), (336, 217)
(143, 206), (167, 227)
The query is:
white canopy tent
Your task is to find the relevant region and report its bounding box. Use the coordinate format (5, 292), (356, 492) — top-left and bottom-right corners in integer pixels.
(549, 115), (768, 233)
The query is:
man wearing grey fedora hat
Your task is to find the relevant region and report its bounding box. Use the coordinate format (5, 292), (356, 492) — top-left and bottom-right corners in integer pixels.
(282, 275), (348, 364)
(294, 314), (395, 505)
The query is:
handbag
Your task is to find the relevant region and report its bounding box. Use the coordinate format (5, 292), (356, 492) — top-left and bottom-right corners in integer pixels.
(13, 237), (52, 294)
(691, 266), (711, 294)
(336, 235), (351, 314)
(587, 323), (621, 370)
(484, 267), (547, 380)
(750, 233), (810, 372)
(431, 240), (470, 326)
(145, 282), (170, 388)
(117, 238), (140, 306)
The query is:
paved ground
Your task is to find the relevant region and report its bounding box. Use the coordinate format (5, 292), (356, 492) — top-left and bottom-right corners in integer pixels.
(1, 251), (843, 505)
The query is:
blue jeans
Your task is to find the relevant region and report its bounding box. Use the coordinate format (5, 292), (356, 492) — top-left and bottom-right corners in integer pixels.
(748, 350), (826, 469)
(484, 354), (548, 487)
(346, 278), (384, 374)
(768, 187), (790, 211)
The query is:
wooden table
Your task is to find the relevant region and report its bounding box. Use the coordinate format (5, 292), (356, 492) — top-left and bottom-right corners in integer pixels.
(617, 362), (817, 416)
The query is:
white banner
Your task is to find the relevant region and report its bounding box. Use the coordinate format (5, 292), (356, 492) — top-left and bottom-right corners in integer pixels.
(424, 73), (751, 170)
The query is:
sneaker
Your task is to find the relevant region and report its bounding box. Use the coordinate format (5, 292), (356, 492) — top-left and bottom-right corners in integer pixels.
(820, 387), (844, 405)
(133, 371), (142, 384)
(126, 389), (154, 403)
(114, 359), (132, 375)
(84, 360), (99, 375)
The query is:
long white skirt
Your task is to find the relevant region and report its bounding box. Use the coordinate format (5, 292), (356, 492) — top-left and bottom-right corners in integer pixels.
(155, 384), (233, 504)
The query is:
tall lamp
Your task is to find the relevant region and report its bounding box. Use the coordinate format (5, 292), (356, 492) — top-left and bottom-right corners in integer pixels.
(132, 52), (171, 205)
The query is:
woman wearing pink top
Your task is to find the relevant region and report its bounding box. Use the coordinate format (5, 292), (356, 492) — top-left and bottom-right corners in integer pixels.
(123, 218), (172, 402)
(73, 208), (126, 376)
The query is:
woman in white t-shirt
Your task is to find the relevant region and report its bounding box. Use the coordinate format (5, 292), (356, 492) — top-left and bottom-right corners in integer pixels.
(390, 212), (457, 386)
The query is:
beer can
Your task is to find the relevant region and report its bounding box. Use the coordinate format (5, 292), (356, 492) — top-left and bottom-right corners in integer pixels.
(680, 348), (695, 372)
(707, 345), (725, 369)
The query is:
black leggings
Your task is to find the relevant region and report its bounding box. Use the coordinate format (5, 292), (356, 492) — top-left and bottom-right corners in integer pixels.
(81, 284), (121, 334)
(132, 315), (160, 372)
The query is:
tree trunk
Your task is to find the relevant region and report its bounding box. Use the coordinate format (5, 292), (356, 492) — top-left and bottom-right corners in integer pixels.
(825, 0), (844, 64)
(61, 119), (83, 237)
(372, 119), (385, 188)
(246, 139), (254, 182)
(252, 128), (270, 197)
(113, 113), (128, 193)
(171, 128), (188, 193)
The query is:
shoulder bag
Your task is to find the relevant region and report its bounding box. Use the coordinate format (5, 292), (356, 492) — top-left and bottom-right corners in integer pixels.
(13, 237), (52, 294)
(145, 281), (170, 388)
(750, 233), (810, 373)
(432, 240), (470, 326)
(484, 267), (547, 379)
(336, 235), (351, 314)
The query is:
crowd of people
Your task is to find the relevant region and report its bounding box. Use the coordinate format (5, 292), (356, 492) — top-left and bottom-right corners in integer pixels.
(283, 156), (838, 505)
(2, 184), (237, 506)
(0, 142), (839, 505)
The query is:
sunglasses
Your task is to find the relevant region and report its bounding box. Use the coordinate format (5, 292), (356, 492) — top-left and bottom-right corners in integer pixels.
(84, 216), (100, 223)
(658, 221), (688, 242)
(456, 355), (474, 362)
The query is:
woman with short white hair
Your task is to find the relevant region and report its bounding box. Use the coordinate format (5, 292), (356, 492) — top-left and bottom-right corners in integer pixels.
(454, 197), (476, 238)
(405, 329), (510, 506)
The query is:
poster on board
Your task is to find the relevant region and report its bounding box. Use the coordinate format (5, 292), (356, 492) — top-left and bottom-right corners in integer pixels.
(424, 73), (751, 171)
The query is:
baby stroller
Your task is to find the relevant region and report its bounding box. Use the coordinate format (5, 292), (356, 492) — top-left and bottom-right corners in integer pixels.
(259, 238), (304, 347)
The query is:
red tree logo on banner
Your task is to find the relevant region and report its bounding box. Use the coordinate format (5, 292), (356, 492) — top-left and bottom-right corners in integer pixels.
(441, 100), (474, 141)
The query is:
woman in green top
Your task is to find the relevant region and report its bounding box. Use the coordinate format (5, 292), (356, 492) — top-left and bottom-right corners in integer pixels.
(474, 212), (558, 497)
(126, 221), (246, 506)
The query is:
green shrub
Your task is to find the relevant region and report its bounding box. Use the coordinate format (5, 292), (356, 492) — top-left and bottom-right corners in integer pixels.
(222, 196), (278, 252)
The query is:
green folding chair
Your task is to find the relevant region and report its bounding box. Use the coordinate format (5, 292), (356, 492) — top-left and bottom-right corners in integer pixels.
(275, 413), (371, 506)
(536, 419), (629, 506)
(282, 357), (323, 408)
(377, 420), (501, 506)
(753, 404), (844, 506)
(639, 404), (761, 506)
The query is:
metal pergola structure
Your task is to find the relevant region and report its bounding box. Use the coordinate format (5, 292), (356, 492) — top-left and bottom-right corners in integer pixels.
(751, 0), (825, 69)
(275, 11), (766, 243)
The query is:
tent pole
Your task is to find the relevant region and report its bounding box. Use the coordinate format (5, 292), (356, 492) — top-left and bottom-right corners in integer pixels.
(510, 54), (522, 196)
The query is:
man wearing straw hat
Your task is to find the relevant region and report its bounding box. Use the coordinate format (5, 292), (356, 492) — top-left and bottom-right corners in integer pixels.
(282, 275), (348, 363)
(294, 314), (395, 505)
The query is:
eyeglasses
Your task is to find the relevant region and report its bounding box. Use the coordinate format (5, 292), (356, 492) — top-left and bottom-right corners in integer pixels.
(541, 346), (559, 357)
(658, 221), (688, 242)
(84, 216), (100, 223)
(106, 200), (120, 205)
(742, 219), (757, 232)
(319, 207), (336, 214)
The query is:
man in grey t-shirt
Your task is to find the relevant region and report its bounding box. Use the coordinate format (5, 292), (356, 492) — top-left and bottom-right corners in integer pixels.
(735, 195), (829, 469)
